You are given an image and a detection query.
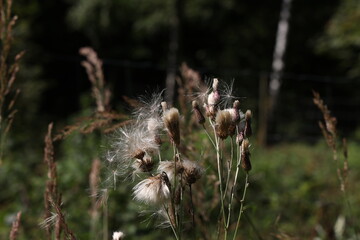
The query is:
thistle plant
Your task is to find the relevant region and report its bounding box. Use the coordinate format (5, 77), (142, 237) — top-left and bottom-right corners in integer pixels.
(103, 77), (253, 239)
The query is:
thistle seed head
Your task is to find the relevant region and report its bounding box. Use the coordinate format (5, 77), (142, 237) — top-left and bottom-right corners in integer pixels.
(244, 110), (252, 138)
(162, 107), (181, 145)
(106, 124), (159, 177)
(158, 160), (184, 182)
(182, 159), (203, 185)
(112, 231), (125, 240)
(215, 110), (232, 139)
(133, 174), (171, 204)
(132, 154), (154, 173)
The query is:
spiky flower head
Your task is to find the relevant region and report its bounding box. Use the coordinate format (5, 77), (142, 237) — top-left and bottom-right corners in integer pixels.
(133, 173), (171, 204)
(162, 106), (181, 146)
(215, 110), (232, 139)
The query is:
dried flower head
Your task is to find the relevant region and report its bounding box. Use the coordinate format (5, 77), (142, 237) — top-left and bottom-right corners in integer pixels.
(182, 159), (203, 185)
(162, 107), (181, 145)
(112, 231), (125, 240)
(134, 92), (163, 122)
(215, 110), (232, 139)
(192, 100), (205, 125)
(132, 154), (155, 174)
(107, 124), (159, 177)
(244, 110), (252, 138)
(205, 78), (221, 118)
(241, 139), (251, 172)
(133, 173), (171, 204)
(236, 131), (244, 146)
(157, 160), (184, 182)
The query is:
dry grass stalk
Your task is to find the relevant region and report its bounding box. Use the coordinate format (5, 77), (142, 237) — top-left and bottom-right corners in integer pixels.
(0, 0), (25, 163)
(176, 63), (207, 130)
(312, 91), (337, 153)
(53, 112), (130, 141)
(43, 123), (76, 240)
(90, 158), (101, 220)
(312, 91), (349, 191)
(79, 47), (110, 112)
(9, 211), (22, 240)
(43, 123), (58, 238)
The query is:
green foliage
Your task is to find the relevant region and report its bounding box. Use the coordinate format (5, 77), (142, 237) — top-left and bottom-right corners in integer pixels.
(317, 0), (360, 76)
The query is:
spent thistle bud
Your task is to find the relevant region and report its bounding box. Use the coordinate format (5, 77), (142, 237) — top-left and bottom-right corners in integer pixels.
(182, 159), (203, 185)
(158, 160), (184, 182)
(132, 154), (154, 173)
(241, 139), (251, 172)
(192, 100), (205, 125)
(244, 110), (252, 138)
(132, 149), (145, 160)
(236, 131), (244, 145)
(163, 107), (181, 146)
(215, 110), (232, 139)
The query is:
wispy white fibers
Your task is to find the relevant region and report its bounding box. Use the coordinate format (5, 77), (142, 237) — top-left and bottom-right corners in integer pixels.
(133, 173), (171, 204)
(106, 123), (159, 178)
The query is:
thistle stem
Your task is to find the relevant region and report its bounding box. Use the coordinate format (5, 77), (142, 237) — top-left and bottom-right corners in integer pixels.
(202, 124), (216, 149)
(224, 137), (234, 200)
(233, 173), (249, 240)
(210, 119), (227, 238)
(226, 143), (241, 228)
(164, 204), (180, 240)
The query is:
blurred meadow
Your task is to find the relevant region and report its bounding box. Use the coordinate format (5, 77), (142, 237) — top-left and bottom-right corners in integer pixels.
(1, 0), (360, 239)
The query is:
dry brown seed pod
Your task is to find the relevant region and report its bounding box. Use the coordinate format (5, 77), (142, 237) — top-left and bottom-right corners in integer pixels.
(163, 107), (180, 146)
(192, 100), (205, 124)
(241, 139), (251, 172)
(215, 110), (232, 139)
(244, 110), (252, 138)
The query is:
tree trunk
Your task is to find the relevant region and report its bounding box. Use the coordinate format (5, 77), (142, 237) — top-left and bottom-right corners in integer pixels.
(165, 0), (180, 105)
(268, 0), (292, 115)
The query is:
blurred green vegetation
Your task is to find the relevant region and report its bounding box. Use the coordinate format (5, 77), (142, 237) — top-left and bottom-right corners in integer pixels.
(2, 121), (360, 239)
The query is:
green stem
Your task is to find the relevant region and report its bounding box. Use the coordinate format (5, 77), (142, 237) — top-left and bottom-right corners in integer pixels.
(226, 142), (241, 228)
(202, 124), (216, 149)
(224, 137), (234, 200)
(211, 119), (227, 238)
(233, 173), (249, 240)
(164, 204), (180, 240)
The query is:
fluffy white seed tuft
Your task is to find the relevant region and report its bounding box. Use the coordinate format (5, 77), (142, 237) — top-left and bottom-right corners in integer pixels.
(133, 174), (171, 204)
